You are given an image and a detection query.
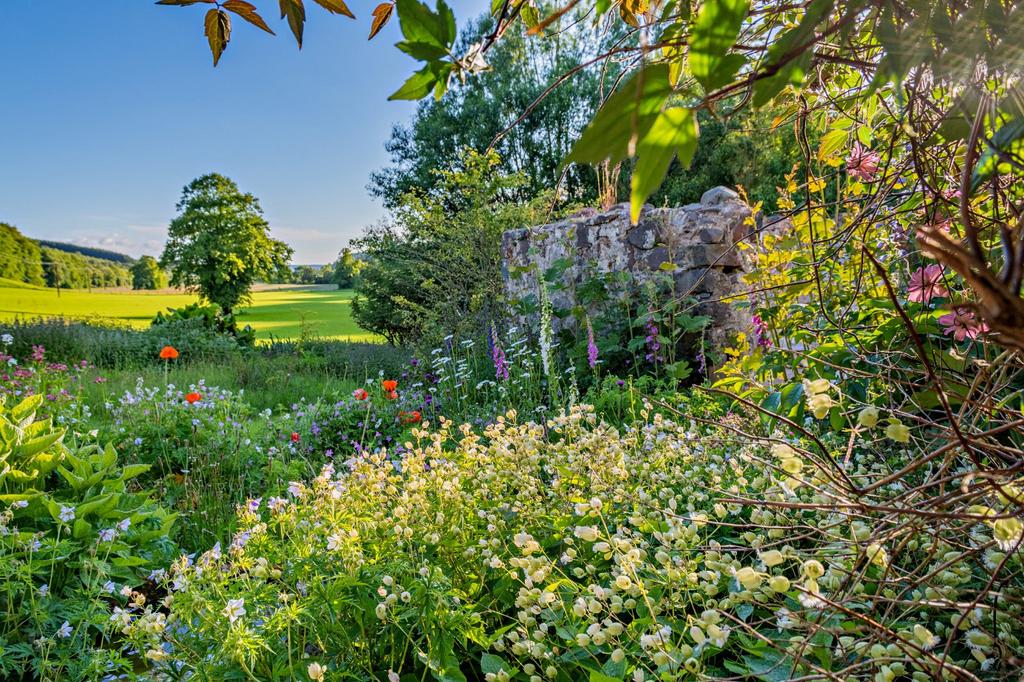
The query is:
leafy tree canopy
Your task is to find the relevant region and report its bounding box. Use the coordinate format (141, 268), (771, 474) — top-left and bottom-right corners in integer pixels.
(131, 255), (169, 290)
(160, 173), (292, 315)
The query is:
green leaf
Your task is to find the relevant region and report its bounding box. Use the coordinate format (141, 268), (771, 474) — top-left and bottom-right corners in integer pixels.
(389, 65), (439, 99)
(121, 463), (151, 481)
(568, 63), (674, 167)
(973, 117), (1024, 190)
(689, 0), (750, 91)
(630, 107), (698, 221)
(480, 653), (509, 674)
(397, 40), (449, 60)
(817, 128), (848, 161)
(395, 0), (453, 51)
(753, 0), (834, 107)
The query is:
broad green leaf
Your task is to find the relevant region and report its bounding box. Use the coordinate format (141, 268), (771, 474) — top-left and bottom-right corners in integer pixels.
(121, 463), (152, 481)
(390, 66), (437, 99)
(817, 128), (848, 161)
(395, 0), (453, 51)
(689, 0), (749, 92)
(279, 0), (306, 48)
(972, 117), (1024, 190)
(223, 0), (275, 34)
(630, 106), (698, 221)
(480, 653), (509, 674)
(397, 40), (449, 60)
(389, 62), (452, 100)
(312, 0), (355, 18)
(567, 63), (674, 166)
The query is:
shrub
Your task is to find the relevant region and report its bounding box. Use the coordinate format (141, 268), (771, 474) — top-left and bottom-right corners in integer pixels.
(0, 319), (244, 369)
(0, 394), (176, 679)
(128, 407), (1022, 680)
(153, 302), (256, 347)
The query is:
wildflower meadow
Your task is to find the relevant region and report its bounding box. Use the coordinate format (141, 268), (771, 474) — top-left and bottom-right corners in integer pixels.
(2, 1), (1024, 681)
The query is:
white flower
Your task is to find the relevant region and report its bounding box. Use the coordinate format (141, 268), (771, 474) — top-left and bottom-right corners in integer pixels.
(102, 581), (117, 594)
(56, 621), (72, 638)
(327, 533), (343, 551)
(307, 662), (325, 680)
(1, 333), (13, 346)
(223, 598), (246, 623)
(58, 505), (75, 523)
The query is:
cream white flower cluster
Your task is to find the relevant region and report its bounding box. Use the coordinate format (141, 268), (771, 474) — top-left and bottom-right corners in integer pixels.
(125, 406), (1022, 680)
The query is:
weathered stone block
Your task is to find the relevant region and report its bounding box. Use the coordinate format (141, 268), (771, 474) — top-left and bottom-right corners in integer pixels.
(501, 187), (753, 350)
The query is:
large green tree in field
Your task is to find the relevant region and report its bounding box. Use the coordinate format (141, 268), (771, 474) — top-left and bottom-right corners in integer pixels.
(130, 255), (168, 290)
(160, 173), (292, 315)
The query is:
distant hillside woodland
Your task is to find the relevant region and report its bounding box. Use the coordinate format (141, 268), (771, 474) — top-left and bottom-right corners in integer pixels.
(1, 223), (134, 288)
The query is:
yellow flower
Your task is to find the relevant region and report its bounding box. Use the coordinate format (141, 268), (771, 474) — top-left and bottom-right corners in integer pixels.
(857, 406), (880, 428)
(885, 420), (910, 443)
(759, 550), (785, 567)
(768, 575), (791, 592)
(808, 393), (833, 419)
(865, 543), (889, 568)
(780, 457), (803, 475)
(991, 517), (1023, 551)
(802, 378), (831, 395)
(802, 559), (825, 579)
(735, 566), (763, 590)
(770, 443), (798, 459)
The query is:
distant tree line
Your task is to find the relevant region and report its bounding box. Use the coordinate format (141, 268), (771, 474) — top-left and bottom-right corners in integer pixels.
(37, 240), (135, 264)
(0, 222), (167, 290)
(263, 248), (364, 289)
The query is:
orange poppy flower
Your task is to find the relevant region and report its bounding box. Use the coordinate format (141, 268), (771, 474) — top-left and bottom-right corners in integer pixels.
(385, 390), (398, 401)
(159, 346), (179, 360)
(185, 392), (201, 404)
(382, 379), (398, 392)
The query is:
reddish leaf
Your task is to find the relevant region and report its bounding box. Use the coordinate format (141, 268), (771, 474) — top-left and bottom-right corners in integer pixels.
(223, 0), (275, 34)
(313, 0), (356, 19)
(368, 2), (394, 39)
(279, 0), (306, 47)
(204, 8), (231, 66)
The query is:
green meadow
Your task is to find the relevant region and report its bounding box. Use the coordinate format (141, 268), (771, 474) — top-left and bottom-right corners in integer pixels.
(0, 282), (372, 341)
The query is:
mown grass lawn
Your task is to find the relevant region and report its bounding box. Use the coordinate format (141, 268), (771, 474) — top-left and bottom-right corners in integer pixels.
(0, 283), (373, 341)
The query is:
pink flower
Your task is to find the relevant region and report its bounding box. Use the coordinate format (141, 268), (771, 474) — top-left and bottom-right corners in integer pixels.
(938, 307), (988, 341)
(847, 142), (880, 182)
(907, 264), (948, 303)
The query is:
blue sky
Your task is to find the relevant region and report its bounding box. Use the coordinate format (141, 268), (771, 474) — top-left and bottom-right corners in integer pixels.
(0, 0), (478, 263)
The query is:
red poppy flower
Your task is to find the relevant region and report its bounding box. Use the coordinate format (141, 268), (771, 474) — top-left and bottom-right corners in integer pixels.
(185, 392), (201, 404)
(353, 388), (368, 401)
(384, 390), (398, 401)
(159, 346), (179, 360)
(400, 410), (422, 424)
(291, 432), (300, 442)
(382, 379), (398, 392)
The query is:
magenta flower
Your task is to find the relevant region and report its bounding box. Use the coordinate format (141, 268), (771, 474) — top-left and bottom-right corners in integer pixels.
(907, 264), (948, 303)
(30, 345), (45, 362)
(938, 307), (989, 341)
(490, 324), (508, 381)
(847, 142), (880, 182)
(752, 314), (771, 348)
(586, 318), (598, 369)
